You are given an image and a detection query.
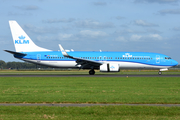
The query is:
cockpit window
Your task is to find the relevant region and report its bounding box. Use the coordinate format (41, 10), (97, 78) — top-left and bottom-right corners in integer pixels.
(165, 57), (171, 59)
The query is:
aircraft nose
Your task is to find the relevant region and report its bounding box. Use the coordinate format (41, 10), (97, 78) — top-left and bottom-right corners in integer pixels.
(173, 60), (178, 66)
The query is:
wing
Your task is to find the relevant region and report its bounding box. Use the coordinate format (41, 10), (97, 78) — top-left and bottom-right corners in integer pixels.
(59, 44), (103, 69)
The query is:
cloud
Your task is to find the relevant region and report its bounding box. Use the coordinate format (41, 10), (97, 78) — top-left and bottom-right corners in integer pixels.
(0, 39), (10, 45)
(75, 20), (114, 29)
(23, 24), (59, 34)
(14, 5), (39, 10)
(148, 34), (162, 40)
(134, 0), (179, 4)
(36, 36), (54, 42)
(146, 29), (162, 34)
(79, 30), (108, 38)
(130, 34), (142, 41)
(119, 34), (163, 42)
(58, 33), (74, 41)
(116, 16), (125, 20)
(115, 36), (126, 42)
(93, 2), (107, 6)
(36, 33), (76, 42)
(115, 29), (146, 35)
(43, 18), (75, 23)
(130, 34), (162, 41)
(8, 12), (32, 16)
(158, 9), (180, 15)
(134, 20), (158, 27)
(173, 27), (180, 31)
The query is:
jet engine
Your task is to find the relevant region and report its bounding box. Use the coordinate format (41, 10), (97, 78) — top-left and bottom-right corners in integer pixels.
(100, 63), (120, 72)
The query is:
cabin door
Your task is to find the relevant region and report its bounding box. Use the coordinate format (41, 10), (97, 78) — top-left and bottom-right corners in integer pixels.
(156, 55), (160, 64)
(37, 54), (41, 62)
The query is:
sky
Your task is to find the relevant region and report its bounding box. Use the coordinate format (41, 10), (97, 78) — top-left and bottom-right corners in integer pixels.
(0, 0), (180, 63)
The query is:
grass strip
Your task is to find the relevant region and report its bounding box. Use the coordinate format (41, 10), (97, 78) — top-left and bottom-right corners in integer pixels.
(0, 70), (180, 75)
(0, 106), (180, 120)
(0, 77), (180, 103)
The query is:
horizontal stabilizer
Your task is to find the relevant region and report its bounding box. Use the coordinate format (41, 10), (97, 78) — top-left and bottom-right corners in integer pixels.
(4, 50), (27, 56)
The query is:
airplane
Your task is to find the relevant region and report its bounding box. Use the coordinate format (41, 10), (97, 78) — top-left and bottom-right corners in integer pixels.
(4, 21), (178, 75)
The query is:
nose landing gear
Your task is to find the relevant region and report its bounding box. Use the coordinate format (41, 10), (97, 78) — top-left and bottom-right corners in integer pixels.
(158, 71), (162, 75)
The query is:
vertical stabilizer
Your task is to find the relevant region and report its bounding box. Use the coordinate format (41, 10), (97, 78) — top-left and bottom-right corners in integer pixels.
(9, 21), (51, 52)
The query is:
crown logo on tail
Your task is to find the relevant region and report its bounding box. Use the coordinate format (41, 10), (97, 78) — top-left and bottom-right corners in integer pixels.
(18, 35), (25, 39)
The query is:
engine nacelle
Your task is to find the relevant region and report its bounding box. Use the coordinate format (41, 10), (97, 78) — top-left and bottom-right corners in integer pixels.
(100, 63), (120, 72)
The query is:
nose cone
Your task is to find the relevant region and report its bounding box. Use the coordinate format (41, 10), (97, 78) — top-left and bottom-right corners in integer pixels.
(173, 60), (178, 66)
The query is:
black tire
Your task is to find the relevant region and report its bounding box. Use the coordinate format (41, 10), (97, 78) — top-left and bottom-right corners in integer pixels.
(89, 70), (95, 75)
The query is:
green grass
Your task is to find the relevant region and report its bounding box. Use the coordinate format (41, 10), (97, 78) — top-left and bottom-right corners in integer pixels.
(0, 106), (180, 120)
(0, 77), (180, 103)
(0, 69), (180, 75)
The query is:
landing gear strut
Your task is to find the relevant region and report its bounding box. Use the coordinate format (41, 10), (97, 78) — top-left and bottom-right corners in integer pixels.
(158, 71), (162, 75)
(89, 69), (95, 75)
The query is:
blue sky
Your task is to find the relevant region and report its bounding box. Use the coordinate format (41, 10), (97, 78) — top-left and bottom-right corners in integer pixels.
(0, 0), (180, 63)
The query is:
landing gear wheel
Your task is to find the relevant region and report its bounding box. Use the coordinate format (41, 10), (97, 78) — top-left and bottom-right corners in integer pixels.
(89, 69), (95, 75)
(158, 71), (162, 75)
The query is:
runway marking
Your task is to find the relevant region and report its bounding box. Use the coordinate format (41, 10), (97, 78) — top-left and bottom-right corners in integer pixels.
(0, 103), (180, 107)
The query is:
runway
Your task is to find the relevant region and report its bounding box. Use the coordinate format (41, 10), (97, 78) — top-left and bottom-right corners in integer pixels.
(0, 74), (180, 77)
(0, 103), (180, 107)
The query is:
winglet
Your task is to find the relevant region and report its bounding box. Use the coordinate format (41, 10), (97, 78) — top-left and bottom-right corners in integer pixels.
(59, 44), (69, 57)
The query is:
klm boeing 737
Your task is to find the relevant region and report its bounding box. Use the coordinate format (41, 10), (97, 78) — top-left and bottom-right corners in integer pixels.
(5, 21), (178, 75)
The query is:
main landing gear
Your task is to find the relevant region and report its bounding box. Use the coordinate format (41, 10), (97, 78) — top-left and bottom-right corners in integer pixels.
(158, 71), (162, 75)
(89, 69), (95, 75)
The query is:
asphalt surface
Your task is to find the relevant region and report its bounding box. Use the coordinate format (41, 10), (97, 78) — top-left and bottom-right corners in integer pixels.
(0, 74), (180, 77)
(0, 103), (180, 107)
